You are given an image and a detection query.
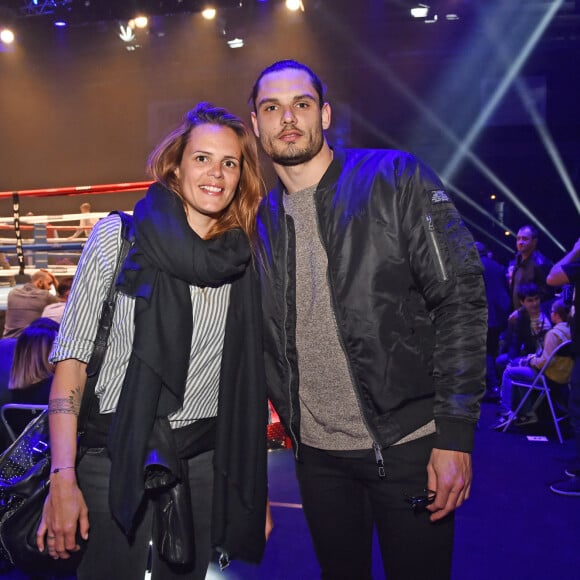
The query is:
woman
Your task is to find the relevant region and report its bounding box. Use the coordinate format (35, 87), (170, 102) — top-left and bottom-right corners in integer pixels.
(7, 317), (59, 435)
(37, 103), (271, 580)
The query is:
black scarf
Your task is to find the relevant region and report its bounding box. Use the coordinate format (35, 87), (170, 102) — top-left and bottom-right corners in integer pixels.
(108, 183), (267, 563)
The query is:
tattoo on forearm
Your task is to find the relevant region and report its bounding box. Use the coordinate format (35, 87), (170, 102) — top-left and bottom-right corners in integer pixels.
(48, 386), (82, 416)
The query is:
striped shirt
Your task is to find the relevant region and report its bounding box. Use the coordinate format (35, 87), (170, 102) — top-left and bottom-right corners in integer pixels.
(50, 214), (231, 427)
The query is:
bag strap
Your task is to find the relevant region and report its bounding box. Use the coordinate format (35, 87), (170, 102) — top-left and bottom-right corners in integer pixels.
(77, 211), (133, 430)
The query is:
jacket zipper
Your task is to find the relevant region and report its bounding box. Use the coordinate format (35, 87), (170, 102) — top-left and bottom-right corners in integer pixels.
(425, 214), (449, 282)
(283, 213), (300, 458)
(312, 191), (386, 480)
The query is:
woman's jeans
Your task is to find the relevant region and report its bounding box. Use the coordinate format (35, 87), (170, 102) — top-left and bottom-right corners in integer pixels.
(76, 448), (214, 580)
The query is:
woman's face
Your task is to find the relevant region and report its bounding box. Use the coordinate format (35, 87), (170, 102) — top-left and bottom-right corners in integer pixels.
(175, 123), (242, 236)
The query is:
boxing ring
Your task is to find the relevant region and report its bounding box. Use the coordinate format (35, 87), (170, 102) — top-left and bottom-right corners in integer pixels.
(0, 181), (151, 308)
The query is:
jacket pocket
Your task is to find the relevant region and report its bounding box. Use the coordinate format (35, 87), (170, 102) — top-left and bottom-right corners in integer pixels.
(423, 207), (482, 280)
(423, 213), (449, 282)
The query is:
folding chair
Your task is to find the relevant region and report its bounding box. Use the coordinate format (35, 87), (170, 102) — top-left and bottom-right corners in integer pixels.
(0, 403), (47, 443)
(501, 340), (573, 443)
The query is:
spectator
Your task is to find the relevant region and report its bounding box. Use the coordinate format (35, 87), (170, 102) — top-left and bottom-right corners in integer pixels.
(547, 237), (580, 496)
(7, 318), (59, 435)
(497, 282), (551, 369)
(2, 270), (59, 338)
(509, 225), (552, 310)
(42, 276), (74, 324)
(494, 299), (571, 428)
(476, 242), (511, 402)
(68, 202), (98, 239)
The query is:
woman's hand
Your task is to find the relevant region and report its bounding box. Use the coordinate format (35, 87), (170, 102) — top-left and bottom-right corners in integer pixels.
(36, 470), (89, 559)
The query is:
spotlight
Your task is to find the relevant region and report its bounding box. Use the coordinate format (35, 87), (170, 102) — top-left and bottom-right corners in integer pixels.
(490, 194), (496, 200)
(0, 28), (14, 44)
(52, 4), (70, 27)
(504, 231), (511, 237)
(132, 15), (148, 29)
(410, 4), (429, 18)
(202, 7), (217, 20)
(285, 0), (304, 12)
(227, 37), (244, 48)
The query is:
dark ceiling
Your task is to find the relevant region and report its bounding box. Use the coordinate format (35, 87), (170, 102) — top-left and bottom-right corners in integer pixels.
(0, 1), (579, 50)
(1, 0), (579, 260)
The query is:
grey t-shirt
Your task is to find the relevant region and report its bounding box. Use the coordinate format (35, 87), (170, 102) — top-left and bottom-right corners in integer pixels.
(285, 185), (373, 451)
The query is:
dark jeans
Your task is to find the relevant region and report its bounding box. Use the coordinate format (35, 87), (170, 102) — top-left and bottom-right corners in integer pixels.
(295, 435), (455, 580)
(486, 326), (502, 389)
(76, 448), (214, 580)
(568, 355), (580, 460)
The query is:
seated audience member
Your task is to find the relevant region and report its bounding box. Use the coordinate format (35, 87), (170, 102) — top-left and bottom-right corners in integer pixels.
(494, 300), (571, 428)
(6, 318), (59, 436)
(42, 276), (74, 324)
(495, 282), (551, 378)
(476, 242), (511, 402)
(2, 269), (59, 338)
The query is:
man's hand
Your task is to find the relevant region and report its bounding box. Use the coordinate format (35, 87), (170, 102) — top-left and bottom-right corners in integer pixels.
(426, 448), (472, 522)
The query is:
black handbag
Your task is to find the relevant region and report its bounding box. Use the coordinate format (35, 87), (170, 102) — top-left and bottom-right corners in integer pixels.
(0, 211), (133, 574)
(0, 411), (85, 574)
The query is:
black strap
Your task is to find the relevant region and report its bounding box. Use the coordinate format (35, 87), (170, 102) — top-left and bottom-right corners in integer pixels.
(78, 212), (133, 431)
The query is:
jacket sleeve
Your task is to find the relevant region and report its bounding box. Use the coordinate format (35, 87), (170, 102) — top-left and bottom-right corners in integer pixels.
(397, 154), (487, 453)
(529, 328), (558, 370)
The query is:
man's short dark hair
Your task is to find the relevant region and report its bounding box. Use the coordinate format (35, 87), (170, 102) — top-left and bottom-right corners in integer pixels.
(516, 282), (540, 301)
(249, 59), (326, 111)
(518, 224), (539, 240)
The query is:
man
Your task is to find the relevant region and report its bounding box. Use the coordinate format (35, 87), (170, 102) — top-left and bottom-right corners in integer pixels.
(69, 201), (98, 239)
(547, 237), (580, 496)
(250, 60), (486, 579)
(476, 241), (510, 402)
(2, 269), (58, 338)
(509, 225), (552, 310)
(41, 275), (73, 324)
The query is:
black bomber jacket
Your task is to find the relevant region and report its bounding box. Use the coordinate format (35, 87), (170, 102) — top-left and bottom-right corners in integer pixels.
(257, 147), (487, 455)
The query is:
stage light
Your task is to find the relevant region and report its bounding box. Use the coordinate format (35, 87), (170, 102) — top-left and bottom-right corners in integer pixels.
(133, 15), (148, 29)
(0, 28), (14, 44)
(227, 37), (244, 48)
(410, 5), (429, 19)
(286, 0), (304, 12)
(490, 194), (496, 200)
(51, 4), (71, 28)
(202, 7), (217, 20)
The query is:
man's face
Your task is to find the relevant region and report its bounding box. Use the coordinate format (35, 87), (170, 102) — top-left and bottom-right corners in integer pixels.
(521, 295), (541, 315)
(516, 227), (537, 258)
(251, 68), (331, 166)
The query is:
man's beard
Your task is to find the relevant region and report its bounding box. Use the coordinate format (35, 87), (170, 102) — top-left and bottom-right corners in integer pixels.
(263, 128), (324, 167)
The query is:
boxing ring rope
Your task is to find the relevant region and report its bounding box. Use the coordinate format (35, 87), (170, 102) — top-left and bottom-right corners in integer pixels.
(0, 181), (151, 279)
